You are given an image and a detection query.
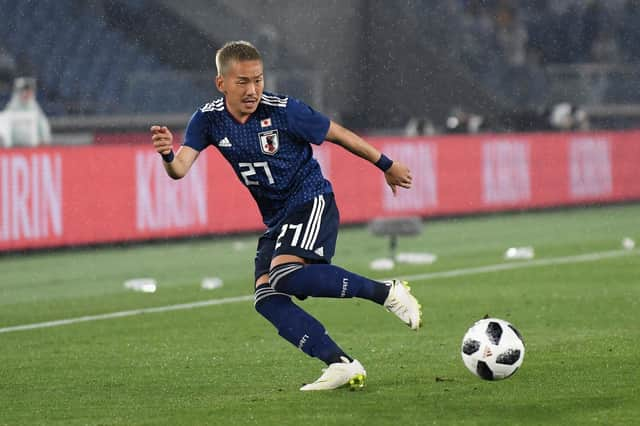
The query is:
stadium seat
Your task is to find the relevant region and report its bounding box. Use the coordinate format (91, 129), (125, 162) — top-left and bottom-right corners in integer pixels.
(0, 0), (206, 115)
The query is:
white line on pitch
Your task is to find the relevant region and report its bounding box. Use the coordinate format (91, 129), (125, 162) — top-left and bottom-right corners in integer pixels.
(0, 249), (636, 334)
(0, 295), (253, 334)
(396, 249), (638, 283)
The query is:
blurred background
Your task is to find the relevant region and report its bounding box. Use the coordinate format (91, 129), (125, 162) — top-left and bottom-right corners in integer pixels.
(0, 0), (639, 253)
(1, 0), (640, 139)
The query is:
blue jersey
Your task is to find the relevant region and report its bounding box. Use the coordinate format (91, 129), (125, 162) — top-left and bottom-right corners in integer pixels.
(183, 92), (333, 228)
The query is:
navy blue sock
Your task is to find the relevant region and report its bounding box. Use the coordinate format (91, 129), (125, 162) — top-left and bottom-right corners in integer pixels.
(254, 284), (352, 365)
(271, 263), (390, 304)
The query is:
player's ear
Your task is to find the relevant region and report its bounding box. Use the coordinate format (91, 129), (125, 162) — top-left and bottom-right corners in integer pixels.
(215, 75), (225, 93)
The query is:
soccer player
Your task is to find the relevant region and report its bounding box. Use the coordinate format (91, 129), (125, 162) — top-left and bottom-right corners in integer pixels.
(150, 41), (422, 391)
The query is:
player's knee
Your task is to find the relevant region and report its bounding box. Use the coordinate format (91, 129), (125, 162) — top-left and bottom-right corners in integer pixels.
(269, 262), (304, 292)
(254, 282), (292, 319)
(254, 283), (275, 311)
(255, 274), (270, 289)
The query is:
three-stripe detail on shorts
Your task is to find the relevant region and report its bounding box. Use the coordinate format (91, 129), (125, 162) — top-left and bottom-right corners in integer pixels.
(300, 195), (325, 251)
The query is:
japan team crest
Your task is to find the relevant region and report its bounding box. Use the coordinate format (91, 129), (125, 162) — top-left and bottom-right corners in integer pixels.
(258, 129), (279, 155)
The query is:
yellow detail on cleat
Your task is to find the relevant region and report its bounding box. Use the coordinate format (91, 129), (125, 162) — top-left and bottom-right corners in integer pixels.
(348, 374), (366, 391)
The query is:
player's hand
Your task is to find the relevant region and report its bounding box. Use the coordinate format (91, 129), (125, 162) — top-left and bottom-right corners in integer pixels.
(384, 161), (412, 196)
(150, 125), (173, 155)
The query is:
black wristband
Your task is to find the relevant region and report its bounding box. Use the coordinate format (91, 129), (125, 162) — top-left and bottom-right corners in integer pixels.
(374, 154), (393, 172)
(161, 151), (175, 163)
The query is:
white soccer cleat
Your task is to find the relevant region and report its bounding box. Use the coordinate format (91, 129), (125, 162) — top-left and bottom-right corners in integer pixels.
(383, 280), (423, 330)
(300, 357), (366, 391)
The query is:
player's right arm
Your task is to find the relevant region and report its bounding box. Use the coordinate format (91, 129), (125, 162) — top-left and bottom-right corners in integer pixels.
(150, 125), (199, 179)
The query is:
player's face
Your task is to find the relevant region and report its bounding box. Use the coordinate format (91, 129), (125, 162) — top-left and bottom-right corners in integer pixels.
(217, 59), (264, 122)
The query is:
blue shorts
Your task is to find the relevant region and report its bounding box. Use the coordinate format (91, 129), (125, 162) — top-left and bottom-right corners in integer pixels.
(254, 193), (339, 282)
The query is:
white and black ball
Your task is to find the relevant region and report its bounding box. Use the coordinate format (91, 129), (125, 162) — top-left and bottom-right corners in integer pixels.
(461, 318), (525, 381)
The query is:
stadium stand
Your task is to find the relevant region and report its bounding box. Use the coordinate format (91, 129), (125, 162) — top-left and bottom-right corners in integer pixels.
(0, 0), (639, 132)
(0, 43), (16, 84)
(436, 0), (640, 108)
(0, 0), (210, 115)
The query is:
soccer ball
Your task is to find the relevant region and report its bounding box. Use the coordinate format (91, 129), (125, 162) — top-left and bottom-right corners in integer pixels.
(460, 318), (525, 381)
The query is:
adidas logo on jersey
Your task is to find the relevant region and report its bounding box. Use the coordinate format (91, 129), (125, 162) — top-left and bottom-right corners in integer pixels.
(314, 247), (324, 256)
(218, 137), (232, 147)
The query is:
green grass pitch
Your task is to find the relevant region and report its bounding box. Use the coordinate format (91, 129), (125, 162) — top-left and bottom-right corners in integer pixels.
(1, 204), (639, 425)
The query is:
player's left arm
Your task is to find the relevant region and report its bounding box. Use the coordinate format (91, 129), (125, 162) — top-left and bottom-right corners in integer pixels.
(325, 120), (412, 195)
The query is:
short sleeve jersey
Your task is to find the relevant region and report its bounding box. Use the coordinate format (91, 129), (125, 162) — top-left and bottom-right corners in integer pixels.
(183, 92), (333, 229)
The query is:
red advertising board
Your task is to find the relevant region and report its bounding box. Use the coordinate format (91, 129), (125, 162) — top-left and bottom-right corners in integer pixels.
(1, 131), (639, 251)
